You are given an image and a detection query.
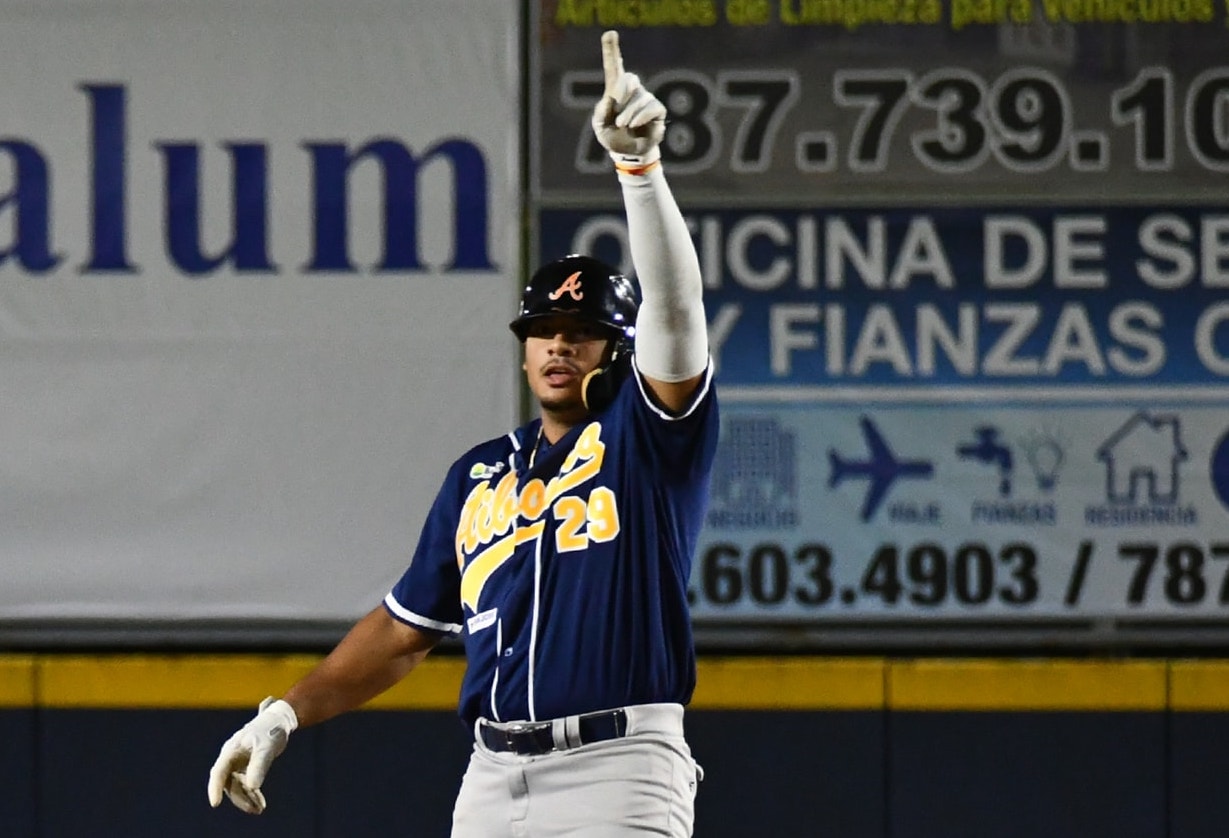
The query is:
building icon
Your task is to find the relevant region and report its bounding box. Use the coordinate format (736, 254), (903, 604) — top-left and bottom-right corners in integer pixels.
(708, 417), (797, 528)
(1095, 412), (1187, 505)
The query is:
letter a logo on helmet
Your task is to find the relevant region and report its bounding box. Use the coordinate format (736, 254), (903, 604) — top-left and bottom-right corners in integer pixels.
(509, 255), (639, 343)
(549, 271), (585, 302)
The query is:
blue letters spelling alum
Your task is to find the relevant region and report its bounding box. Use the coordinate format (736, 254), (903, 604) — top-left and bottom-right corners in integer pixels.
(0, 84), (495, 275)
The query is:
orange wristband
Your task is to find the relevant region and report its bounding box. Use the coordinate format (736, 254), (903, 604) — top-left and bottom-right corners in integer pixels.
(614, 158), (661, 177)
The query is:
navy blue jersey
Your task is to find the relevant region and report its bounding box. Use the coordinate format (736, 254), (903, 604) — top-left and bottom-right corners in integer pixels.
(384, 363), (718, 727)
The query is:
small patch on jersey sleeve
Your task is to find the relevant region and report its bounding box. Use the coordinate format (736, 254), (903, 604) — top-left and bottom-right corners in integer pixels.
(467, 608), (498, 634)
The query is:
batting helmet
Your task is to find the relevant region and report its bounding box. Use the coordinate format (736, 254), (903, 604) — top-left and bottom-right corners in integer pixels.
(510, 255), (640, 412)
(509, 255), (639, 344)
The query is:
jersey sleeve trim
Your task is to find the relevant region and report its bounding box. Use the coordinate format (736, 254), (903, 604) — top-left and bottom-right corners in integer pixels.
(383, 592), (462, 635)
(631, 356), (714, 422)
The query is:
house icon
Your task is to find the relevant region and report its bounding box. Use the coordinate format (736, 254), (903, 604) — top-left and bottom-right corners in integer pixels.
(1095, 412), (1188, 505)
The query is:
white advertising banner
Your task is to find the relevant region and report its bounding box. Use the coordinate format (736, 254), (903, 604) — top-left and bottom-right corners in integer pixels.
(534, 7), (1229, 646)
(0, 0), (520, 624)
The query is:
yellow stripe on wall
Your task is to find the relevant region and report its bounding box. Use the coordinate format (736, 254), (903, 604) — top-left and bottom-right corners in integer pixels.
(0, 656), (35, 707)
(1170, 661), (1229, 711)
(38, 655), (324, 709)
(890, 659), (1168, 711)
(692, 658), (884, 709)
(3, 655), (1228, 712)
(33, 654), (465, 711)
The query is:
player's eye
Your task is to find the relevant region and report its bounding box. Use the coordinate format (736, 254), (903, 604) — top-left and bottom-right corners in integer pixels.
(525, 321), (561, 339)
(527, 320), (605, 342)
(571, 324), (604, 341)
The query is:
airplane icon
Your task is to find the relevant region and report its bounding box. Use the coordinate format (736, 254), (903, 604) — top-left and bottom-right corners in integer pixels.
(828, 416), (934, 521)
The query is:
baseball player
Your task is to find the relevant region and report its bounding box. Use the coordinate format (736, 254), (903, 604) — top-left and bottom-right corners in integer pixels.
(207, 30), (716, 837)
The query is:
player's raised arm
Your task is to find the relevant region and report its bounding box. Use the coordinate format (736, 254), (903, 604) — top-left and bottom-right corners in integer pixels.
(590, 31), (708, 415)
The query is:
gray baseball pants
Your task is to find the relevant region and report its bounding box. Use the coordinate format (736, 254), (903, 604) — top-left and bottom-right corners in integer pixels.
(451, 703), (701, 837)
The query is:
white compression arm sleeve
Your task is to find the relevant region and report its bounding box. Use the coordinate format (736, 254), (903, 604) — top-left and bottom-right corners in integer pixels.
(620, 165), (708, 382)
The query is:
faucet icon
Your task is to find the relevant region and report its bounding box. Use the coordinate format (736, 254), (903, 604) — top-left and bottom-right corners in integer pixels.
(957, 426), (1013, 497)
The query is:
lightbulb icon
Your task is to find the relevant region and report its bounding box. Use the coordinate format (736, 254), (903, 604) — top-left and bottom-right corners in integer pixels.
(1022, 432), (1065, 493)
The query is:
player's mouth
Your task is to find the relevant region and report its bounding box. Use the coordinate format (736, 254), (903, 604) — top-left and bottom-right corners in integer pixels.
(541, 361), (580, 386)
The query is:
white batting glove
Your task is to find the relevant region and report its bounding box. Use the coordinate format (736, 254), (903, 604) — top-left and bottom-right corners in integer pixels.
(207, 696), (299, 815)
(590, 30), (666, 170)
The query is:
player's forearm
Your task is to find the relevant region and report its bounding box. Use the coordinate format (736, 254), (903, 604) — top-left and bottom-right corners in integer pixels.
(282, 605), (436, 727)
(621, 166), (701, 309)
(621, 166), (708, 382)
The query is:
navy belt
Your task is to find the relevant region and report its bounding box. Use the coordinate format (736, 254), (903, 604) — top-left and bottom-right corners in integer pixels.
(478, 708), (629, 755)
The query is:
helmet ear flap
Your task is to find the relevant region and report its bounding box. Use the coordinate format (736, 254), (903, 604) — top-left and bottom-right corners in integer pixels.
(581, 340), (633, 412)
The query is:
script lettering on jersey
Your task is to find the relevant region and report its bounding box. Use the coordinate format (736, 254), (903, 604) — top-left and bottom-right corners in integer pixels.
(456, 423), (620, 612)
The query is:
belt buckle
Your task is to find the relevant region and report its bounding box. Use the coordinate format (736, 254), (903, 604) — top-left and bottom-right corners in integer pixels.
(507, 723), (531, 753)
(487, 720), (549, 755)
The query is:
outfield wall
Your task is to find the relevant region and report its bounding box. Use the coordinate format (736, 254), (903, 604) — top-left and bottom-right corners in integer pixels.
(2, 655), (1227, 837)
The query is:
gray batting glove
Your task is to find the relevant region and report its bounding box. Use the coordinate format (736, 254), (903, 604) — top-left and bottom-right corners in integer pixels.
(207, 696), (298, 814)
(590, 31), (666, 167)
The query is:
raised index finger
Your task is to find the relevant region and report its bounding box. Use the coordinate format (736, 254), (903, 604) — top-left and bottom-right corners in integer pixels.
(601, 30), (623, 96)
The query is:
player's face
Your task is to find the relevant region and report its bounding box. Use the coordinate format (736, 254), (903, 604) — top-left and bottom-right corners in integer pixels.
(522, 315), (615, 419)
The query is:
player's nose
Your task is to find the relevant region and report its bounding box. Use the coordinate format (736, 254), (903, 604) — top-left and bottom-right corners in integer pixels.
(545, 332), (577, 353)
